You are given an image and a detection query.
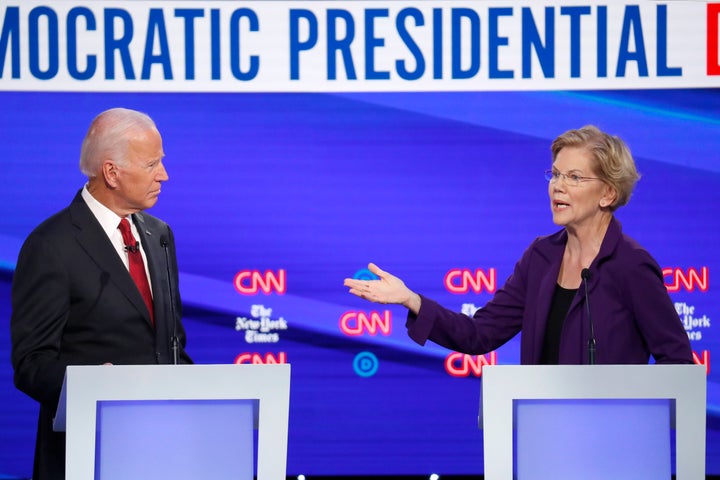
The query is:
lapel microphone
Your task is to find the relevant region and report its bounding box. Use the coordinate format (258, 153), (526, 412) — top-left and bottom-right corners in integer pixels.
(124, 242), (140, 253)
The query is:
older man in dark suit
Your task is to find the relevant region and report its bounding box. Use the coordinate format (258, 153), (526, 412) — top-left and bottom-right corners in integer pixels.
(10, 107), (193, 479)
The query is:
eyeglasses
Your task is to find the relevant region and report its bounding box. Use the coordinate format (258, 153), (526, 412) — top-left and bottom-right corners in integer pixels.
(544, 169), (601, 187)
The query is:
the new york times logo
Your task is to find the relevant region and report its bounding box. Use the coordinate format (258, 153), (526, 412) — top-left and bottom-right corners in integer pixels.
(676, 302), (711, 341)
(235, 304), (288, 343)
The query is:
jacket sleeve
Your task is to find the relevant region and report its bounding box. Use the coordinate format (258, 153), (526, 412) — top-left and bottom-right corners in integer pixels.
(623, 249), (693, 364)
(10, 232), (71, 407)
(406, 244), (532, 355)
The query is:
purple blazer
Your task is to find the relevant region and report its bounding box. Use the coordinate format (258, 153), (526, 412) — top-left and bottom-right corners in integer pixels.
(406, 217), (693, 365)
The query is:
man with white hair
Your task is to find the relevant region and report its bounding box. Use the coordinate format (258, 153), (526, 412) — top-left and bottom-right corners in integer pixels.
(10, 107), (193, 479)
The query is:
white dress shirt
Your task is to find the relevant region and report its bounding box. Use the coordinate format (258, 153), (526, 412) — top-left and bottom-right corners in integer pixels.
(81, 185), (154, 295)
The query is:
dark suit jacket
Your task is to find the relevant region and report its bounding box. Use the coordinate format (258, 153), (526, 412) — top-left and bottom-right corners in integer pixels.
(407, 216), (693, 365)
(10, 190), (192, 479)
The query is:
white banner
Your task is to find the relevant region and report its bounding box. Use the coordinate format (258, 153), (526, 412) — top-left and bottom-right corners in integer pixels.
(0, 0), (718, 92)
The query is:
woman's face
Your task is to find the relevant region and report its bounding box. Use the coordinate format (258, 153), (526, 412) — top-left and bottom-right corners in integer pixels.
(548, 146), (616, 230)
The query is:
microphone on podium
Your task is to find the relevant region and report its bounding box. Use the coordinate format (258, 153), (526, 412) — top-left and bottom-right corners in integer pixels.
(581, 268), (596, 365)
(160, 234), (179, 365)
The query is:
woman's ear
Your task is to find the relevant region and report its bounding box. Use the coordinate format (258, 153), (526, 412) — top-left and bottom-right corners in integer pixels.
(600, 184), (617, 209)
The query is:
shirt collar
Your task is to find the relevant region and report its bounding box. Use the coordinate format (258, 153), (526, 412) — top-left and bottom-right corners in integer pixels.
(81, 184), (126, 237)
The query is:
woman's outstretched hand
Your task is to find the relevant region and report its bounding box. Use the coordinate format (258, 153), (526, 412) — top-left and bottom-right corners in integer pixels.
(343, 263), (422, 314)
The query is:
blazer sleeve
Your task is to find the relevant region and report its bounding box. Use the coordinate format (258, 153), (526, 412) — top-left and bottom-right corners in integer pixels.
(623, 249), (693, 364)
(10, 231), (72, 407)
(406, 247), (530, 355)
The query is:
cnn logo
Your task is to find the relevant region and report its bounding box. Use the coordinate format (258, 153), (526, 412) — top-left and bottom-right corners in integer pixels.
(234, 352), (287, 364)
(663, 267), (709, 293)
(445, 268), (497, 294)
(339, 311), (392, 336)
(445, 352), (498, 377)
(234, 269), (286, 295)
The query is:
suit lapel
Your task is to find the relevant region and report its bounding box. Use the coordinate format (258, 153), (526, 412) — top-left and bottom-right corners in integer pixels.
(133, 212), (166, 329)
(530, 230), (566, 363)
(68, 193), (154, 325)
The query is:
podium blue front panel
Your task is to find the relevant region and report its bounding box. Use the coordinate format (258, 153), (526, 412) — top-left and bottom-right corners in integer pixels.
(514, 399), (672, 480)
(95, 399), (255, 480)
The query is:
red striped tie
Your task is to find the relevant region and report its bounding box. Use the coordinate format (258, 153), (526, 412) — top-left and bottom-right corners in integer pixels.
(118, 218), (154, 325)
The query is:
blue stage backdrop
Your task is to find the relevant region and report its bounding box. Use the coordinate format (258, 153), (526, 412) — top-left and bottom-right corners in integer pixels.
(1, 89), (718, 477)
(1, 0), (719, 477)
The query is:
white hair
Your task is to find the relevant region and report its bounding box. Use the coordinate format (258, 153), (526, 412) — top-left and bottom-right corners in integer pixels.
(79, 108), (158, 177)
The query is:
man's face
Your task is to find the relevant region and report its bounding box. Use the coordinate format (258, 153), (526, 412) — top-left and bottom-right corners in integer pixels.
(113, 128), (168, 213)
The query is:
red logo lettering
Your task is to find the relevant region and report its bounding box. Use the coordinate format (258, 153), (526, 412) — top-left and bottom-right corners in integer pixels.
(234, 352), (287, 364)
(444, 351), (498, 377)
(708, 3), (720, 75)
(234, 270), (286, 295)
(339, 311), (392, 336)
(444, 268), (497, 294)
(692, 350), (710, 375)
(663, 267), (709, 293)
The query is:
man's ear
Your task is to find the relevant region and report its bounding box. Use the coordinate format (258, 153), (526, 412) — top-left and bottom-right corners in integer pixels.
(102, 160), (119, 188)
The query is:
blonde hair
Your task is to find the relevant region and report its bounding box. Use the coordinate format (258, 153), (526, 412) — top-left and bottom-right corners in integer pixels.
(551, 125), (640, 211)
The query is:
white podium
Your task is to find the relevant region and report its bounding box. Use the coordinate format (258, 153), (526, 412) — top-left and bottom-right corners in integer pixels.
(480, 365), (706, 480)
(54, 364), (291, 480)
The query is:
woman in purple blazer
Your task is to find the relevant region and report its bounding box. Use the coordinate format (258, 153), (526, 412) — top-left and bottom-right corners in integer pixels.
(344, 125), (692, 365)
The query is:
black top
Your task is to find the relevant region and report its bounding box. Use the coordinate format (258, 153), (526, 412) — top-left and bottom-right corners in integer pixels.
(540, 284), (578, 364)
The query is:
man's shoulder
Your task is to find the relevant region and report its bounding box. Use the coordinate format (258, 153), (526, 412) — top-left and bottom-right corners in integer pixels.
(134, 211), (169, 230)
(27, 204), (74, 238)
(27, 190), (86, 233)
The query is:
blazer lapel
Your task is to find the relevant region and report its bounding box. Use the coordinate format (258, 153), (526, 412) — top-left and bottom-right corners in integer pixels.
(68, 193), (153, 324)
(133, 212), (167, 330)
(530, 229), (566, 363)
